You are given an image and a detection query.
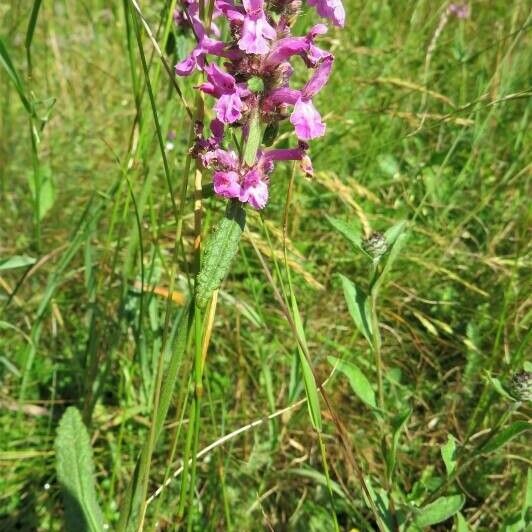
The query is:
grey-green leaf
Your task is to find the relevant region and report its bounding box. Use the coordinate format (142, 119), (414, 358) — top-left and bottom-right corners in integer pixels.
(340, 274), (373, 344)
(441, 434), (457, 476)
(414, 494), (465, 527)
(328, 356), (376, 408)
(55, 407), (104, 532)
(196, 201), (246, 308)
(0, 255), (36, 271)
(479, 421), (531, 454)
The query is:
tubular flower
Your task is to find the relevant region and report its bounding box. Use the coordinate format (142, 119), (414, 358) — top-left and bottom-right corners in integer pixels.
(307, 0), (345, 27)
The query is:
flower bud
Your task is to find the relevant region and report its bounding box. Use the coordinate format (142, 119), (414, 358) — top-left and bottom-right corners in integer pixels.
(362, 232), (388, 259)
(510, 370), (532, 402)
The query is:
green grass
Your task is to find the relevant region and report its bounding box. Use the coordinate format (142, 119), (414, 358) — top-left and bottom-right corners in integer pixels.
(1, 0), (530, 530)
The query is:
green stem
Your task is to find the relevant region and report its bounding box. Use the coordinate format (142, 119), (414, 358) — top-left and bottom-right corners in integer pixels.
(318, 433), (340, 532)
(370, 262), (384, 410)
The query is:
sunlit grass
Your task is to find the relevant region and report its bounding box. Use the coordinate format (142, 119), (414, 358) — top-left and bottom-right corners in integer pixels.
(1, 0), (530, 530)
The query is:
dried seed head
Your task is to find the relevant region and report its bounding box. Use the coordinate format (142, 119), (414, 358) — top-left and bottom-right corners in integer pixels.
(362, 232), (388, 259)
(510, 370), (532, 402)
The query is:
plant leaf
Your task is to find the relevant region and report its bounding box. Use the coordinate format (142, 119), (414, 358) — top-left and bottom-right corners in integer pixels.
(0, 255), (36, 271)
(118, 305), (192, 530)
(195, 201), (246, 308)
(327, 217), (366, 255)
(292, 294), (322, 431)
(485, 373), (515, 401)
(479, 421), (531, 454)
(55, 407), (104, 532)
(372, 222), (407, 294)
(456, 512), (469, 531)
(328, 356), (375, 408)
(384, 220), (407, 248)
(0, 37), (32, 115)
(413, 494), (465, 527)
(441, 434), (457, 476)
(340, 274), (373, 344)
(387, 407), (412, 484)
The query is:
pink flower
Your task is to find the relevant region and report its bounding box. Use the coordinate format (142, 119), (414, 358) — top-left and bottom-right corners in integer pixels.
(238, 0), (277, 54)
(202, 148), (239, 171)
(308, 0), (345, 27)
(265, 24), (328, 68)
(239, 169), (269, 209)
(215, 0), (245, 22)
(213, 170), (241, 199)
(198, 64), (250, 124)
(175, 37), (230, 75)
(263, 56), (333, 141)
(290, 99), (325, 140)
(448, 3), (470, 19)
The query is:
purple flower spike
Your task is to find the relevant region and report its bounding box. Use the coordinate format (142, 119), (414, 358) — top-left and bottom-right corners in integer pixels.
(213, 170), (242, 199)
(239, 169), (269, 209)
(238, 0), (277, 54)
(308, 0), (345, 27)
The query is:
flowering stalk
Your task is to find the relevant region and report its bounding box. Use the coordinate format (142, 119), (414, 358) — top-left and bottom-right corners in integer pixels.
(171, 0), (346, 525)
(175, 0), (344, 211)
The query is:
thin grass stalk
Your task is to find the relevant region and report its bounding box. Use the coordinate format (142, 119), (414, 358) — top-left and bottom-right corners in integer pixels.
(281, 165), (338, 531)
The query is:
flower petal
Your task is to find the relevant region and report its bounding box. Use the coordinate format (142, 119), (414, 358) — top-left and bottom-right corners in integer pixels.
(214, 93), (244, 123)
(213, 170), (241, 198)
(290, 99), (326, 140)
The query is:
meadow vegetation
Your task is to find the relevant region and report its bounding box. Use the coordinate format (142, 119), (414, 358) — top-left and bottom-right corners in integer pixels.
(0, 0), (530, 530)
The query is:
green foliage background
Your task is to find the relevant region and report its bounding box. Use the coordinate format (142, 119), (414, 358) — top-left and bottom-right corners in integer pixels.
(0, 0), (530, 530)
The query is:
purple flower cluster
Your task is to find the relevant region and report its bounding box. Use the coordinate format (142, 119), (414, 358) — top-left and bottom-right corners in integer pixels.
(175, 0), (344, 209)
(448, 3), (470, 19)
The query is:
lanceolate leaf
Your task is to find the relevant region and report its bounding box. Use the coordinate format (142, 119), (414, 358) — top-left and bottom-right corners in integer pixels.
(327, 217), (367, 256)
(328, 355), (376, 408)
(292, 293), (322, 431)
(387, 407), (412, 484)
(0, 255), (36, 271)
(441, 434), (457, 476)
(117, 306), (192, 531)
(384, 220), (407, 248)
(0, 38), (32, 115)
(195, 201), (246, 308)
(55, 407), (104, 532)
(486, 373), (515, 401)
(413, 494), (465, 527)
(479, 421), (531, 454)
(372, 222), (408, 294)
(340, 274), (373, 345)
